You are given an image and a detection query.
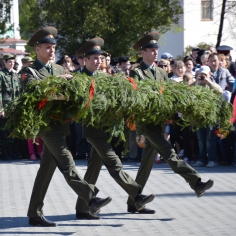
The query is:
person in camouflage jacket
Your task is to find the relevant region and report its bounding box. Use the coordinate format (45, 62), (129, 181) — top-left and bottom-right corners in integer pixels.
(0, 54), (21, 160)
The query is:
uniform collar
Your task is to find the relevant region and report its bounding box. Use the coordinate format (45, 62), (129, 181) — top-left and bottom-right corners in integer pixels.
(82, 66), (94, 76)
(36, 58), (52, 68)
(2, 68), (13, 74)
(142, 60), (155, 70)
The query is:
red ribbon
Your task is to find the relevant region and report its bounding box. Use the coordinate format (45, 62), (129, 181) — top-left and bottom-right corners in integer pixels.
(86, 79), (95, 108)
(127, 78), (137, 90)
(51, 78), (96, 121)
(38, 99), (48, 110)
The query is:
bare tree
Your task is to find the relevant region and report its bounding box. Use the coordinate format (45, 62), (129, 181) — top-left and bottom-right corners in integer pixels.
(216, 0), (227, 48)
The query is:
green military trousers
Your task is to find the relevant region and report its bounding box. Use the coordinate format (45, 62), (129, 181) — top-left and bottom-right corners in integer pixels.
(75, 136), (142, 213)
(27, 124), (99, 217)
(127, 123), (201, 207)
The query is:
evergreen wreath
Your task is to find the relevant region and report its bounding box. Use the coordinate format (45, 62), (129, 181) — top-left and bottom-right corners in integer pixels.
(4, 73), (233, 140)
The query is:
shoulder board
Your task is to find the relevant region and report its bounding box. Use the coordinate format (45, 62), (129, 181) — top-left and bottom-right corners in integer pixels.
(134, 67), (144, 80)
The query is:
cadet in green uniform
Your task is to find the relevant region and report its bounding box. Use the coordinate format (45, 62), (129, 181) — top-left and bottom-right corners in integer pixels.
(17, 56), (35, 161)
(23, 27), (112, 227)
(18, 56), (34, 75)
(127, 32), (214, 213)
(0, 54), (21, 160)
(75, 38), (155, 220)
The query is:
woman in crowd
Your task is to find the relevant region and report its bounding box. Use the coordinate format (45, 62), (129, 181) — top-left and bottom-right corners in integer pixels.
(99, 55), (108, 73)
(184, 56), (195, 78)
(123, 64), (132, 76)
(219, 54), (230, 70)
(62, 55), (75, 72)
(158, 59), (171, 75)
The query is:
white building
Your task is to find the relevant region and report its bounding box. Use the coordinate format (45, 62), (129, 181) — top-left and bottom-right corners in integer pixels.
(0, 0), (28, 68)
(158, 0), (236, 60)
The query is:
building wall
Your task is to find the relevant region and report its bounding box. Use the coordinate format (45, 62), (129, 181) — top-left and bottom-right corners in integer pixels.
(0, 0), (26, 69)
(158, 18), (184, 59)
(1, 0), (20, 39)
(11, 0), (21, 39)
(158, 0), (236, 60)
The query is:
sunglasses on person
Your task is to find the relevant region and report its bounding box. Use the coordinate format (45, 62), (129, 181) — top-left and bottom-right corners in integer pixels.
(158, 64), (167, 68)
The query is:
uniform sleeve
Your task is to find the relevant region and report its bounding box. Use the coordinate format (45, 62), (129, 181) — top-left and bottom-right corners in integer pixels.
(54, 64), (65, 76)
(129, 69), (142, 80)
(162, 70), (168, 80)
(21, 67), (35, 92)
(60, 66), (65, 75)
(158, 68), (168, 81)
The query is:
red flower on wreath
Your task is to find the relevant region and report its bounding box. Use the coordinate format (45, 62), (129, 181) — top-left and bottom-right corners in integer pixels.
(214, 130), (219, 135)
(38, 99), (48, 110)
(214, 128), (229, 139)
(127, 78), (137, 90)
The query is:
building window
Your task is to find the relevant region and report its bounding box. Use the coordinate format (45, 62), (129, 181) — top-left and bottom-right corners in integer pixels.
(201, 0), (213, 20)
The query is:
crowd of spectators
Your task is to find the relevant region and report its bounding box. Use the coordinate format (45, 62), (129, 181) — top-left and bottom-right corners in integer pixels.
(1, 45), (236, 167)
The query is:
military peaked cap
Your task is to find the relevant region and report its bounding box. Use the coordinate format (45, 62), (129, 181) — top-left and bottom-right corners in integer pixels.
(217, 45), (233, 55)
(21, 56), (34, 63)
(28, 26), (58, 47)
(217, 45), (233, 51)
(76, 38), (104, 56)
(133, 32), (160, 50)
(3, 54), (15, 60)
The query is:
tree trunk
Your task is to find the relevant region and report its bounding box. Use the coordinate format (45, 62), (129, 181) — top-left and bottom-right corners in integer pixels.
(216, 0), (227, 48)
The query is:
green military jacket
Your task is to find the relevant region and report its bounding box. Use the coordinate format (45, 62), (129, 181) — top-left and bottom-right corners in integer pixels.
(22, 59), (69, 136)
(129, 60), (168, 133)
(81, 66), (107, 138)
(0, 68), (21, 112)
(129, 60), (168, 81)
(21, 59), (64, 91)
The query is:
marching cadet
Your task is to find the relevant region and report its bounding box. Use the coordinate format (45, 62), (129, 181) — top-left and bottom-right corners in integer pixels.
(75, 37), (155, 220)
(22, 26), (112, 227)
(127, 32), (214, 214)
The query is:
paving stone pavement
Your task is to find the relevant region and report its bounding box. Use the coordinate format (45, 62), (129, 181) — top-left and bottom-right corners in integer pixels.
(0, 159), (235, 236)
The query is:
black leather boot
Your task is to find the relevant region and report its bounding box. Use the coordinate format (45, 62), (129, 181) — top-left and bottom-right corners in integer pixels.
(134, 194), (155, 211)
(76, 210), (101, 220)
(127, 205), (155, 214)
(89, 197), (112, 215)
(29, 215), (57, 227)
(194, 179), (214, 197)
